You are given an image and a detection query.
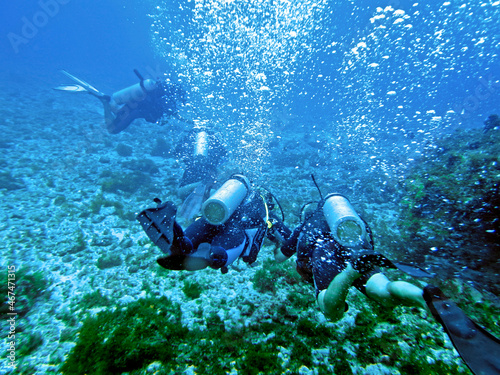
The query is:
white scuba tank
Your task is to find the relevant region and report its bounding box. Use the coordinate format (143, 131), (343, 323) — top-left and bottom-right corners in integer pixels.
(111, 79), (158, 106)
(323, 194), (368, 249)
(202, 175), (250, 225)
(194, 131), (209, 157)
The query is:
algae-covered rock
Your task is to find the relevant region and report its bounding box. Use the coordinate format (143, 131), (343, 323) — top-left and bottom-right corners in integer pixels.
(96, 254), (123, 269)
(100, 170), (152, 194)
(399, 126), (500, 294)
(116, 143), (133, 157)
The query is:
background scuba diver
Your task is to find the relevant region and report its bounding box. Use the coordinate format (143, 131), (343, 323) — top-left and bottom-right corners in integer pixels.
(277, 178), (500, 375)
(174, 125), (227, 223)
(137, 174), (290, 274)
(55, 69), (186, 134)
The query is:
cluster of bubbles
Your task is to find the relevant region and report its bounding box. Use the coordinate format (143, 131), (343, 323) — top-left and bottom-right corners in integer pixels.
(151, 0), (328, 176)
(318, 1), (500, 187)
(151, 0), (499, 183)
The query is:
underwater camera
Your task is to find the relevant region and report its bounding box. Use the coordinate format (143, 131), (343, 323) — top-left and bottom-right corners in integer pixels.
(202, 174), (250, 225)
(323, 193), (368, 249)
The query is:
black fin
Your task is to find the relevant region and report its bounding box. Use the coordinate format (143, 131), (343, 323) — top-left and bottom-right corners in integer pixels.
(136, 201), (177, 253)
(157, 255), (188, 270)
(423, 285), (500, 375)
(393, 262), (434, 278)
(157, 253), (210, 271)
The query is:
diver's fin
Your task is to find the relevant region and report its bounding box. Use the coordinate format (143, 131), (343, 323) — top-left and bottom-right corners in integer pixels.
(157, 255), (189, 270)
(157, 243), (211, 271)
(136, 201), (177, 254)
(177, 183), (209, 222)
(423, 285), (500, 375)
(59, 70), (105, 98)
(393, 262), (434, 278)
(53, 84), (88, 93)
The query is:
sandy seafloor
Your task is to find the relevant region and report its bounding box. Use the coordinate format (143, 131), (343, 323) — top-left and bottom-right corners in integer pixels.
(1, 69), (497, 375)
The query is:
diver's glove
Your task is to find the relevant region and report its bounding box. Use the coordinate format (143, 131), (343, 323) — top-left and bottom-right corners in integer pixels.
(350, 249), (434, 278)
(157, 242), (211, 271)
(208, 246), (228, 269)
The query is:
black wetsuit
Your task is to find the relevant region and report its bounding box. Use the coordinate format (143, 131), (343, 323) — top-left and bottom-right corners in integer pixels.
(281, 208), (375, 296)
(174, 130), (226, 189)
(139, 191), (289, 273)
(109, 81), (186, 134)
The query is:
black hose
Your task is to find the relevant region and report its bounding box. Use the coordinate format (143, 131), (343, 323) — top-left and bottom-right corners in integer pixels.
(133, 69), (144, 81)
(311, 174), (323, 201)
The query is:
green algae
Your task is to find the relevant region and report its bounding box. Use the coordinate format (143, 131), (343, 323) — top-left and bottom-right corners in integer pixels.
(252, 258), (302, 294)
(18, 332), (44, 357)
(88, 194), (136, 221)
(182, 279), (205, 299)
(100, 170), (152, 195)
(60, 291), (471, 374)
(1, 268), (48, 318)
(61, 296), (336, 374)
(79, 289), (112, 310)
(96, 254), (123, 269)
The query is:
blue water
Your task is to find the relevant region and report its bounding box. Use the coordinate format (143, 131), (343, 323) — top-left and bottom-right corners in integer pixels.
(2, 0), (498, 124)
(1, 0), (500, 373)
(1, 1), (156, 88)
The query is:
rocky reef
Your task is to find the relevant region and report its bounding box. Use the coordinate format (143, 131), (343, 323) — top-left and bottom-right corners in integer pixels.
(398, 124), (500, 295)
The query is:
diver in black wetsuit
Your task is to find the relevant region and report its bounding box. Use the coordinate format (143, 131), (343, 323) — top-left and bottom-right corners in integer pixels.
(173, 125), (227, 220)
(55, 69), (187, 134)
(175, 125), (226, 194)
(137, 174), (290, 274)
(278, 192), (427, 321)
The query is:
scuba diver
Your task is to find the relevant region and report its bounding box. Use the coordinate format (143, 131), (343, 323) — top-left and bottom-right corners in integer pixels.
(174, 124), (227, 222)
(54, 69), (187, 134)
(277, 186), (428, 322)
(277, 176), (500, 375)
(137, 174), (290, 273)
